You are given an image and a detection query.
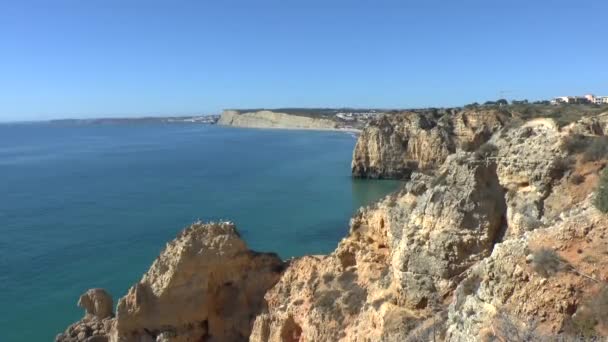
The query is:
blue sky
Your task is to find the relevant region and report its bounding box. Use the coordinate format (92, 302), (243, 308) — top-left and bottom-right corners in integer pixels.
(0, 0), (607, 121)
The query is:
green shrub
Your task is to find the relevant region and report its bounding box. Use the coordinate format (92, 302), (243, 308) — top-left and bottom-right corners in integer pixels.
(531, 248), (568, 277)
(583, 137), (608, 162)
(570, 173), (585, 185)
(583, 136), (608, 162)
(590, 286), (608, 326)
(562, 134), (590, 154)
(563, 286), (608, 338)
(561, 135), (608, 162)
(594, 167), (608, 213)
(550, 156), (575, 179)
(564, 309), (599, 338)
(474, 142), (498, 159)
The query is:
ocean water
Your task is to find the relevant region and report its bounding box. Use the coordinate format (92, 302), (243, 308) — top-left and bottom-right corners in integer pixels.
(0, 122), (400, 341)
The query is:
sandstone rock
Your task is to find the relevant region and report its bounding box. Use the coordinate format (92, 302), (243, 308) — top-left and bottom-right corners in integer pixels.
(491, 119), (569, 236)
(387, 152), (507, 308)
(250, 227), (413, 342)
(78, 288), (113, 320)
(351, 112), (451, 179)
(56, 289), (114, 342)
(86, 336), (109, 342)
(251, 152), (507, 341)
(55, 317), (114, 342)
(113, 221), (284, 342)
(446, 199), (608, 341)
(351, 109), (509, 179)
(450, 108), (510, 150)
(562, 112), (608, 136)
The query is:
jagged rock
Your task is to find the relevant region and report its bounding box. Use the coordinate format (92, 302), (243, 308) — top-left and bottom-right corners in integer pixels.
(55, 317), (113, 342)
(55, 289), (114, 342)
(491, 119), (567, 236)
(251, 152), (507, 341)
(351, 109), (509, 179)
(250, 219), (414, 342)
(79, 289), (113, 320)
(450, 108), (510, 150)
(113, 222), (284, 342)
(351, 112), (451, 179)
(562, 112), (608, 136)
(387, 152), (507, 308)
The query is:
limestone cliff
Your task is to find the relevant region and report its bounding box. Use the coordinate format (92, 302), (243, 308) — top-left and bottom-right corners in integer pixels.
(351, 108), (510, 178)
(250, 151), (508, 342)
(218, 110), (339, 130)
(58, 114), (608, 341)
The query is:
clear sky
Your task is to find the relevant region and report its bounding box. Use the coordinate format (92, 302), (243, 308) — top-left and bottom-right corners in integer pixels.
(0, 0), (606, 121)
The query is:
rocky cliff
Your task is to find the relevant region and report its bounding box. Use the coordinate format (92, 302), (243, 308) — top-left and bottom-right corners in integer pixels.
(58, 114), (608, 341)
(351, 108), (510, 178)
(218, 110), (340, 130)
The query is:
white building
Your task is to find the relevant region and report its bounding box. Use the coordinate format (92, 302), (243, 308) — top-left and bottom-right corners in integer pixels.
(551, 95), (598, 105)
(551, 96), (572, 104)
(582, 94), (608, 105)
(594, 96), (608, 105)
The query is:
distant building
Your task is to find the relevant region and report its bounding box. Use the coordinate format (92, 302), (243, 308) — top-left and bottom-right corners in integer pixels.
(336, 113), (355, 121)
(586, 94), (608, 104)
(551, 96), (570, 104)
(575, 94), (608, 105)
(595, 96), (608, 104)
(551, 95), (592, 104)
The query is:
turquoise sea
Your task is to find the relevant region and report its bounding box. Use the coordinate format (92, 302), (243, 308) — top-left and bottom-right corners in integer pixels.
(0, 122), (399, 341)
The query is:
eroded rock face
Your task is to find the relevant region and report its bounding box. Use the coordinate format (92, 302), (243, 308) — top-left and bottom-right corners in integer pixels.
(562, 111), (608, 136)
(351, 112), (451, 179)
(388, 153), (507, 308)
(251, 152), (508, 341)
(113, 222), (284, 342)
(250, 215), (414, 342)
(446, 199), (608, 341)
(351, 109), (509, 179)
(491, 119), (566, 236)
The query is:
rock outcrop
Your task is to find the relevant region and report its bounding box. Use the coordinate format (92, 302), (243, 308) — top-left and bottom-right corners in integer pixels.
(351, 108), (510, 179)
(55, 289), (114, 342)
(58, 222), (284, 342)
(218, 110), (339, 131)
(79, 289), (114, 320)
(113, 222), (284, 342)
(492, 119), (566, 236)
(389, 152), (507, 308)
